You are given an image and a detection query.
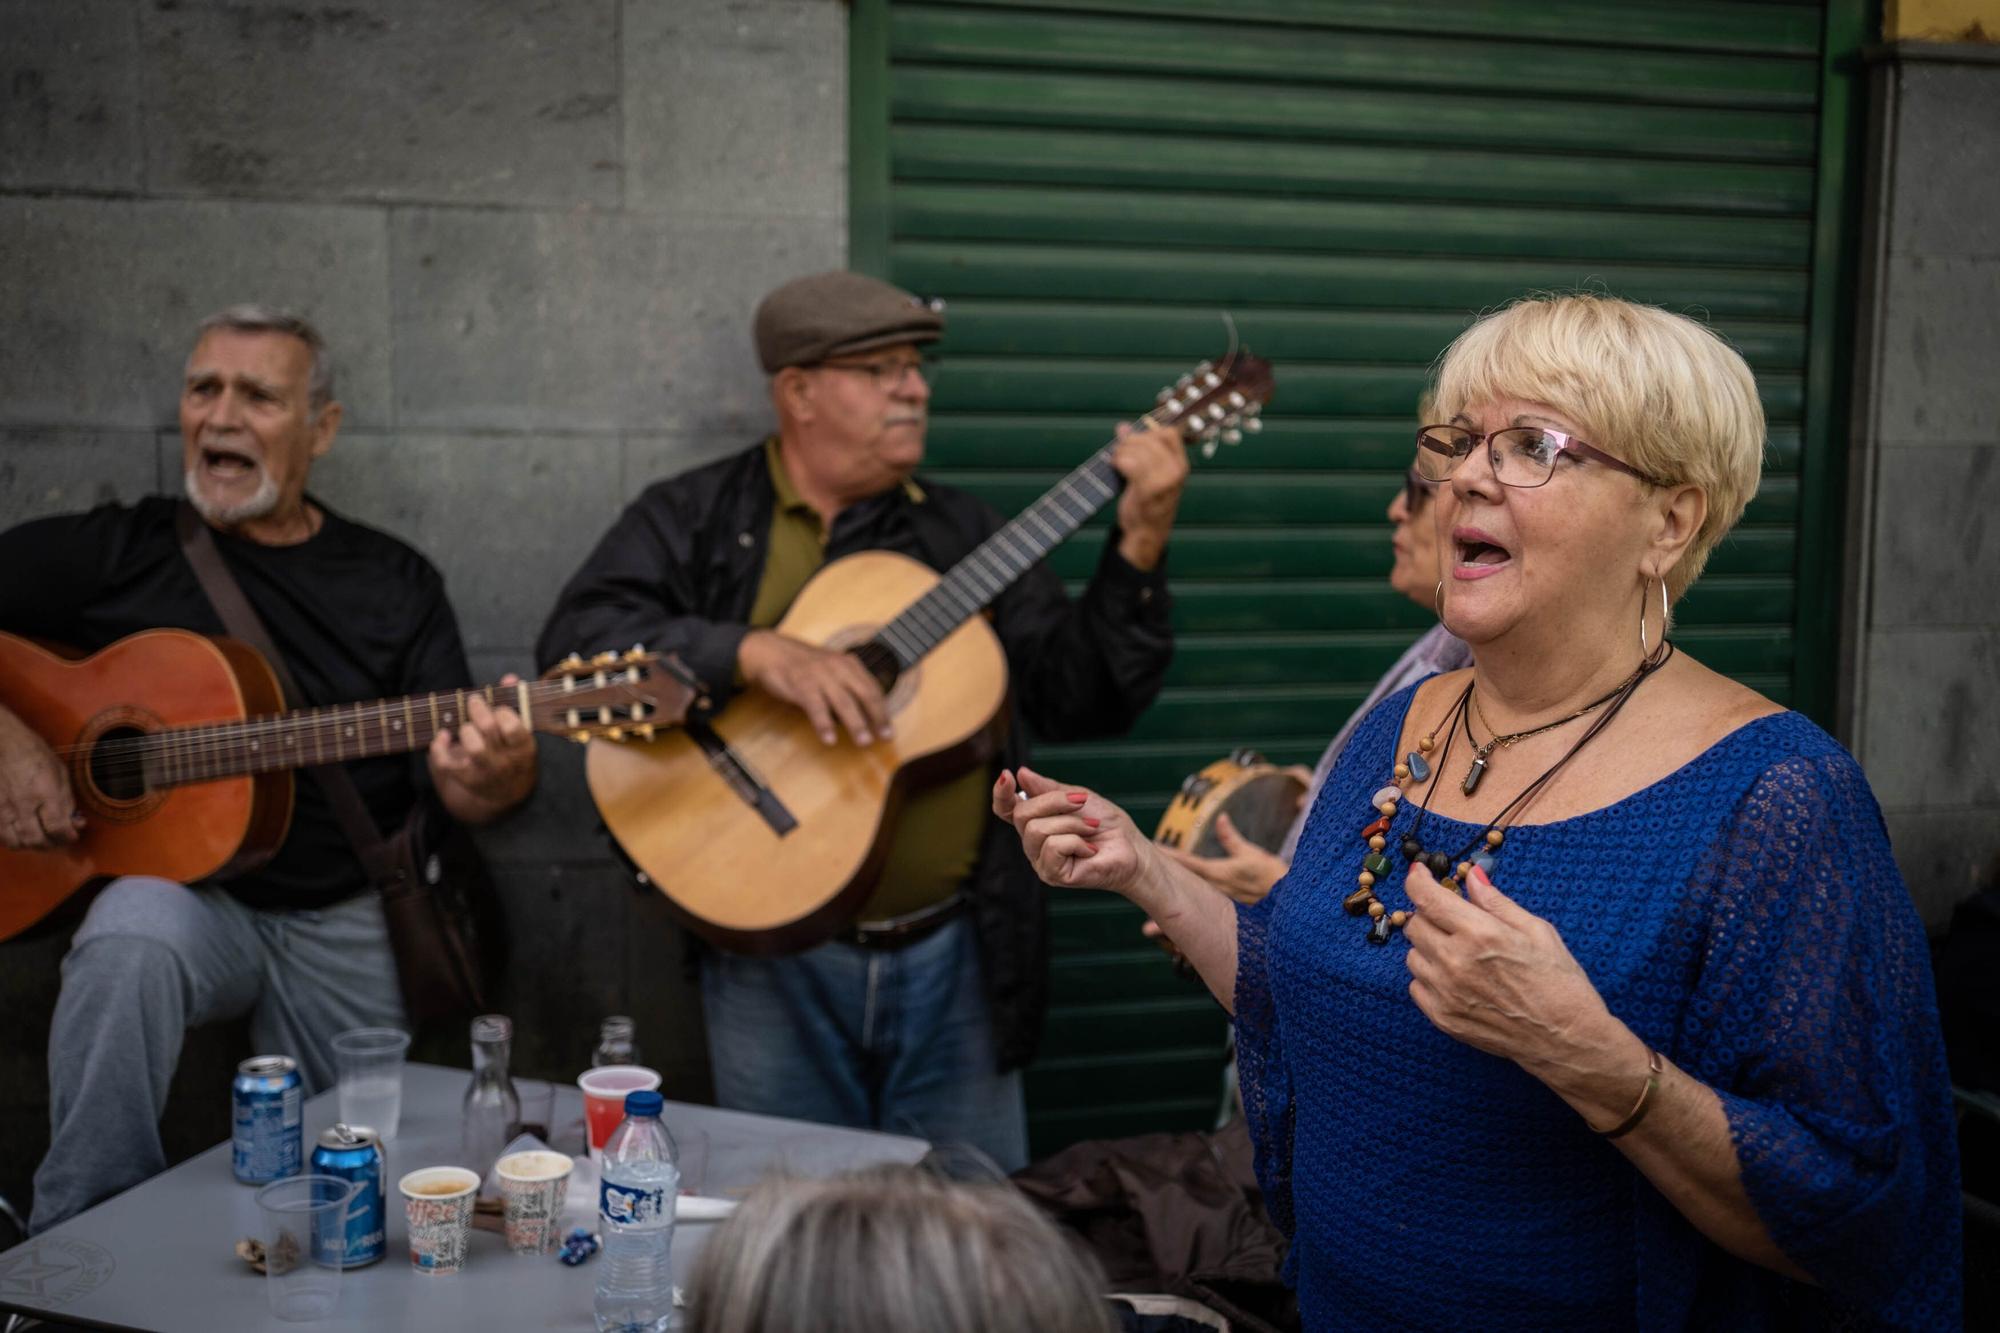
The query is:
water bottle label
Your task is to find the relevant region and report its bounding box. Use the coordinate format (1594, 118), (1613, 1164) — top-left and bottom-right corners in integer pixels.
(600, 1180), (667, 1227)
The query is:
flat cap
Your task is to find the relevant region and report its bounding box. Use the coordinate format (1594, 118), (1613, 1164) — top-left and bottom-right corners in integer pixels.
(754, 271), (944, 372)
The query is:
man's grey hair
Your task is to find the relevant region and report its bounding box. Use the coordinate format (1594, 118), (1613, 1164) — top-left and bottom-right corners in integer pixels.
(192, 304), (336, 413)
(684, 1165), (1116, 1333)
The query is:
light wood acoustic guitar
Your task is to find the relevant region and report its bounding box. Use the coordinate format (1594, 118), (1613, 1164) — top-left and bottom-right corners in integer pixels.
(0, 629), (691, 942)
(588, 352), (1275, 956)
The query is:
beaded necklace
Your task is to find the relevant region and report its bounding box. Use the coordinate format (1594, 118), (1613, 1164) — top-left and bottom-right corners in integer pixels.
(1347, 645), (1674, 944)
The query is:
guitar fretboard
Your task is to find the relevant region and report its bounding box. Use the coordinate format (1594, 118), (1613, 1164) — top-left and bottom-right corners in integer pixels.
(874, 447), (1122, 668)
(122, 684), (521, 789)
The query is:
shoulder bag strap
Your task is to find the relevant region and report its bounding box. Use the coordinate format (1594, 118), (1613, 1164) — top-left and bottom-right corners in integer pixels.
(174, 500), (400, 880)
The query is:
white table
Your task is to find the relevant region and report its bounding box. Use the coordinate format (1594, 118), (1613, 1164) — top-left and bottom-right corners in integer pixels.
(0, 1062), (928, 1330)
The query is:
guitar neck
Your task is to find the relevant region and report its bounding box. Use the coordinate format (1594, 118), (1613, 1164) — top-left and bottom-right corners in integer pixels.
(140, 683), (523, 789)
(876, 446), (1122, 668)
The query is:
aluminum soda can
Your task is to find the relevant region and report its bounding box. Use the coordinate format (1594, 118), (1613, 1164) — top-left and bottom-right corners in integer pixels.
(231, 1055), (302, 1184)
(309, 1123), (386, 1267)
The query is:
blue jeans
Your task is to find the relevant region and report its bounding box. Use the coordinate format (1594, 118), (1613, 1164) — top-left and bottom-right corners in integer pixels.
(699, 916), (1028, 1171)
(32, 878), (405, 1232)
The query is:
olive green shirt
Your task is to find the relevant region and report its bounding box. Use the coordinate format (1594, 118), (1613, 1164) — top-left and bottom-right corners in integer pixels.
(749, 438), (989, 921)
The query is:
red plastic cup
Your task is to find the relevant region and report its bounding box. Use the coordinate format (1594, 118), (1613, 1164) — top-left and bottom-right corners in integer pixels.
(577, 1066), (662, 1160)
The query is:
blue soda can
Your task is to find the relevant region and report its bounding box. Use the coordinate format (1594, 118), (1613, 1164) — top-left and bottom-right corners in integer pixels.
(309, 1123), (386, 1267)
(231, 1055), (302, 1184)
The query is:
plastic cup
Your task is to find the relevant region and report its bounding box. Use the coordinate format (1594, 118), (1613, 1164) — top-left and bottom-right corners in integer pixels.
(516, 1077), (558, 1145)
(495, 1150), (574, 1255)
(397, 1166), (479, 1275)
(577, 1066), (661, 1162)
(331, 1027), (411, 1143)
(256, 1174), (352, 1322)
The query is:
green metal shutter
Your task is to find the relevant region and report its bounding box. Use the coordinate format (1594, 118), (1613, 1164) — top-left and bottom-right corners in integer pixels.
(850, 0), (1865, 1153)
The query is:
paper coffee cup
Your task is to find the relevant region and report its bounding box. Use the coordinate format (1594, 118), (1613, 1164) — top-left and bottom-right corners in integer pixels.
(495, 1151), (574, 1255)
(397, 1166), (479, 1275)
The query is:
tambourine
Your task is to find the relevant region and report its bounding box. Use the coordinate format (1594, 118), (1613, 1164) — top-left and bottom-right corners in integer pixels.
(1152, 748), (1309, 856)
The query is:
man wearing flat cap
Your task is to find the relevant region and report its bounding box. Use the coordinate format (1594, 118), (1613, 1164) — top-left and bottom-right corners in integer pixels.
(538, 271), (1188, 1167)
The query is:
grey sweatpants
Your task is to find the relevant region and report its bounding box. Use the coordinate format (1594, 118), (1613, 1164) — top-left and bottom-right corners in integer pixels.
(29, 876), (405, 1233)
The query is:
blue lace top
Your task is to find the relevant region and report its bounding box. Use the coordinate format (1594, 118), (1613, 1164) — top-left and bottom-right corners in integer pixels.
(1234, 682), (1960, 1331)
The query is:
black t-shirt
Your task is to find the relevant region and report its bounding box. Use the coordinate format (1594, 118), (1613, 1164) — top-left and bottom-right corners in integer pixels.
(0, 495), (473, 910)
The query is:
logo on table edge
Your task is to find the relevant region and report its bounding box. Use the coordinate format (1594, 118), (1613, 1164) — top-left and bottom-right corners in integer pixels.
(0, 1237), (116, 1307)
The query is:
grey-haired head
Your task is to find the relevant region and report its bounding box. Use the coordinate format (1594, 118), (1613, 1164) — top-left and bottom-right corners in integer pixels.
(193, 304), (335, 416)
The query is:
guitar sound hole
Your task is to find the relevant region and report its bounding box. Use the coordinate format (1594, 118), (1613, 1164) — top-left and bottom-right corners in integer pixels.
(88, 727), (150, 802)
(851, 640), (901, 694)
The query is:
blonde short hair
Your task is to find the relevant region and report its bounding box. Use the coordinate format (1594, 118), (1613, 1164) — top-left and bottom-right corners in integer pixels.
(684, 1165), (1116, 1333)
(1429, 293), (1764, 603)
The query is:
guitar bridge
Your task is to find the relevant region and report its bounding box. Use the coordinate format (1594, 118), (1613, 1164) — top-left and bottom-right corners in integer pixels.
(685, 716), (797, 836)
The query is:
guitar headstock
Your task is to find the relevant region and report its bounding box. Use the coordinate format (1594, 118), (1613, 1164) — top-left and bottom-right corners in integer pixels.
(536, 648), (696, 744)
(1147, 352), (1275, 458)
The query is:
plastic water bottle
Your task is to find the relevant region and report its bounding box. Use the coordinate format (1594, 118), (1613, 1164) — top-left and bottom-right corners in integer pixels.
(594, 1089), (679, 1333)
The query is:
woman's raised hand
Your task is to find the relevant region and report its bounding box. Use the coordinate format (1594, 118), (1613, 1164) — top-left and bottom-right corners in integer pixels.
(1401, 862), (1629, 1079)
(992, 765), (1152, 895)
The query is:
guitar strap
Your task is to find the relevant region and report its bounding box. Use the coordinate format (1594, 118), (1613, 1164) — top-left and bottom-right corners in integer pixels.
(172, 502), (400, 882)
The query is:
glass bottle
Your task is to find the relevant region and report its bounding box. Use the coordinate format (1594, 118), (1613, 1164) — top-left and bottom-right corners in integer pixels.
(591, 1015), (639, 1068)
(461, 1013), (521, 1196)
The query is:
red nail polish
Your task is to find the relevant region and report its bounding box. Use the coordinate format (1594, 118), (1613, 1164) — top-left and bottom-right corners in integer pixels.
(1083, 817), (1101, 828)
(1067, 792), (1088, 804)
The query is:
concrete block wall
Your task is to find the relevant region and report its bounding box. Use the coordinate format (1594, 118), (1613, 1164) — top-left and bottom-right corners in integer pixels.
(0, 0), (848, 1216)
(1845, 44), (2000, 926)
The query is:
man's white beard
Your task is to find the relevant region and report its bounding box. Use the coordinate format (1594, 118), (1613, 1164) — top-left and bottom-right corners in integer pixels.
(184, 464), (280, 527)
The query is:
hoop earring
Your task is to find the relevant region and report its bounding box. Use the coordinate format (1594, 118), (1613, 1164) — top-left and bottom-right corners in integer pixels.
(1638, 575), (1670, 662)
(1435, 578), (1455, 637)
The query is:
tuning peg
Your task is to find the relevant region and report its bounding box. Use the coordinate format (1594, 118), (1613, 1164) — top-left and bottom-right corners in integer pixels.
(1175, 373), (1193, 390)
(1244, 417), (1263, 433)
(1222, 428), (1243, 444)
(1207, 403), (1227, 422)
(570, 729), (590, 744)
(1244, 401), (1262, 416)
(1203, 372), (1222, 389)
(606, 726), (625, 741)
(636, 723), (656, 741)
(561, 653), (584, 669)
(624, 645), (647, 661)
(593, 650), (618, 666)
(1201, 439), (1219, 459)
(1196, 360), (1212, 374)
(1227, 391), (1246, 409)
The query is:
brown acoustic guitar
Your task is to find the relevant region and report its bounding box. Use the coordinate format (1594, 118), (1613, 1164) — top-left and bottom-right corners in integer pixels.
(588, 352), (1275, 955)
(0, 629), (691, 942)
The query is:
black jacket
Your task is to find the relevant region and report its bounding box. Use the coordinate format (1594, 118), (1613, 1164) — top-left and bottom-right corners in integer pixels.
(537, 440), (1176, 1070)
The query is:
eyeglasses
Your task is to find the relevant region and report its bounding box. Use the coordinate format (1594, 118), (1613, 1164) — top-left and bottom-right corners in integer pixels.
(1401, 466), (1435, 513)
(815, 355), (938, 392)
(1414, 424), (1668, 489)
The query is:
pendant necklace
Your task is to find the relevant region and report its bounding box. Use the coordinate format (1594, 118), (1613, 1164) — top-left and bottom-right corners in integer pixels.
(1459, 662), (1645, 795)
(1347, 645), (1674, 944)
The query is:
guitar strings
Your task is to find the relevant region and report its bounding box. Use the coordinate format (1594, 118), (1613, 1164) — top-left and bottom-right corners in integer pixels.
(48, 675), (655, 777)
(885, 443), (1122, 663)
(881, 365), (1248, 662)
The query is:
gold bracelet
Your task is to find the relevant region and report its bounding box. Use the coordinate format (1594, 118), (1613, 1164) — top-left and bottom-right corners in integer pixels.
(1597, 1046), (1664, 1140)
